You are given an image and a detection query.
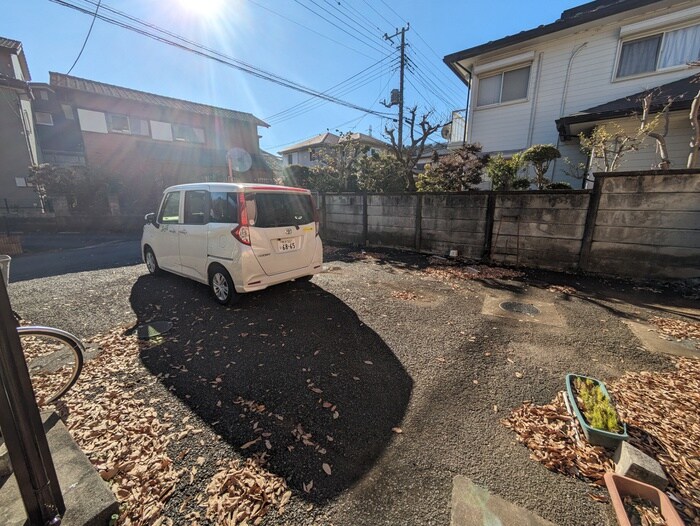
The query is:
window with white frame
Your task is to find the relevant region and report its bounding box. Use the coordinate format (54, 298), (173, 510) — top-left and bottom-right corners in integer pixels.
(35, 112), (54, 126)
(617, 22), (700, 78)
(173, 124), (205, 143)
(106, 113), (151, 136)
(476, 65), (531, 107)
(107, 113), (130, 133)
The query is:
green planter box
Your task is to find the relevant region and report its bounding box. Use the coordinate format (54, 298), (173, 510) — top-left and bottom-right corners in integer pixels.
(565, 374), (628, 449)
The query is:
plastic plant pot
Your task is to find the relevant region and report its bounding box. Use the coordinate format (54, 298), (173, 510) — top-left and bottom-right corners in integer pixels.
(604, 473), (684, 526)
(565, 374), (628, 449)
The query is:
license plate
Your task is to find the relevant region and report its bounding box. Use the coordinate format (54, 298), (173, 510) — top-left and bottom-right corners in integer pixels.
(278, 238), (299, 252)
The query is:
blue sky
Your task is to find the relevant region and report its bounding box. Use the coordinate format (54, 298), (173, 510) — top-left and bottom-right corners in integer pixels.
(3, 0), (583, 154)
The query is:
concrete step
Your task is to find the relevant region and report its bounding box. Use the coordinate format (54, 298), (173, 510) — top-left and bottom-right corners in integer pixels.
(451, 475), (557, 526)
(0, 411), (118, 526)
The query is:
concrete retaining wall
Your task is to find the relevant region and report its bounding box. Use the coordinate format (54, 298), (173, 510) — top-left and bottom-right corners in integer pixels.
(319, 169), (700, 280)
(583, 172), (700, 279)
(490, 192), (591, 271)
(421, 194), (488, 259)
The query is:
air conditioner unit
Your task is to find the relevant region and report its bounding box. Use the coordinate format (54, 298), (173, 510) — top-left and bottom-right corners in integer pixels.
(441, 124), (452, 140)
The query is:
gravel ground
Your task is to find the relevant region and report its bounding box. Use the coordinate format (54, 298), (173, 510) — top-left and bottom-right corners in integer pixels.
(8, 247), (697, 526)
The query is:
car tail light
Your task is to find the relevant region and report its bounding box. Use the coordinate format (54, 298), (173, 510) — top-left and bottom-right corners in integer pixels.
(231, 192), (251, 245)
(310, 195), (320, 236)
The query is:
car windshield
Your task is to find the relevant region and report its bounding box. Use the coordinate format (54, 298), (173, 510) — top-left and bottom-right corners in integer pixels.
(250, 192), (313, 228)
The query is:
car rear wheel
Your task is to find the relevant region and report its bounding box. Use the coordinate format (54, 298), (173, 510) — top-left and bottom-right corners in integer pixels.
(144, 247), (160, 275)
(209, 266), (238, 305)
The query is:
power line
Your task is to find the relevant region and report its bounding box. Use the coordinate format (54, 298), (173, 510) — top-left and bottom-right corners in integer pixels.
(50, 0), (395, 119)
(245, 0), (374, 59)
(406, 54), (460, 109)
(265, 52), (397, 121)
(268, 62), (398, 125)
(360, 0), (394, 28)
(407, 44), (465, 101)
(66, 0), (101, 74)
(266, 73), (396, 150)
(320, 0), (394, 53)
(291, 0), (389, 57)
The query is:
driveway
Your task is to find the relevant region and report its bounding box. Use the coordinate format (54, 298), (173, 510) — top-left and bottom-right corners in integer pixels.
(7, 247), (697, 525)
(9, 233), (141, 282)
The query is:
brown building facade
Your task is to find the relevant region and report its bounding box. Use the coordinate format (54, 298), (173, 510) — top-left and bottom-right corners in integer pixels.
(31, 72), (272, 214)
(0, 38), (41, 210)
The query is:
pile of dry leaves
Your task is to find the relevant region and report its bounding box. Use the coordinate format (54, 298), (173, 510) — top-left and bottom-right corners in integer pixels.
(348, 251), (386, 261)
(391, 290), (418, 301)
(424, 264), (524, 283)
(35, 328), (288, 526)
(504, 357), (700, 524)
(648, 317), (700, 348)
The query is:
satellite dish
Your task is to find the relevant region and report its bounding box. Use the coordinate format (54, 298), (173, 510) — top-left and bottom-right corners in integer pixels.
(441, 124), (452, 140)
(226, 147), (253, 173)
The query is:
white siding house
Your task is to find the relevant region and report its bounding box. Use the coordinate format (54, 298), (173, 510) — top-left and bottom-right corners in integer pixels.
(445, 0), (700, 187)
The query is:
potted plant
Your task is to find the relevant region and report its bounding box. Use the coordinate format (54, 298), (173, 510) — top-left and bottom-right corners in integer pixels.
(604, 473), (684, 526)
(565, 374), (628, 449)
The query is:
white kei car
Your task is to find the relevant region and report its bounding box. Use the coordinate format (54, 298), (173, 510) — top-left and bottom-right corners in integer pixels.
(141, 183), (323, 304)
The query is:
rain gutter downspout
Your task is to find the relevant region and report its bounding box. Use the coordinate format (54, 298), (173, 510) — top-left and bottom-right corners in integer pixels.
(454, 62), (472, 145)
(552, 42), (587, 180)
(526, 52), (544, 147)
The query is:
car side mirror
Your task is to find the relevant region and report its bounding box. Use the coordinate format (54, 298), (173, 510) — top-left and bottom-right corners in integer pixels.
(144, 212), (157, 226)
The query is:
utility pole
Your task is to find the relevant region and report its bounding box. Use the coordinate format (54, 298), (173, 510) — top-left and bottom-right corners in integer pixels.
(383, 24), (409, 152)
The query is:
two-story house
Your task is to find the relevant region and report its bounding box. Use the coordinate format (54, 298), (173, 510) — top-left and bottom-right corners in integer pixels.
(30, 72), (272, 214)
(445, 0), (699, 187)
(279, 132), (388, 168)
(0, 37), (41, 210)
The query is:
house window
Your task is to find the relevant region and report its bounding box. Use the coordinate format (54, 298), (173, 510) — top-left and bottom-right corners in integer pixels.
(15, 177), (27, 187)
(476, 65), (531, 107)
(61, 104), (75, 120)
(287, 154), (293, 165)
(617, 23), (700, 78)
(309, 151), (313, 162)
(130, 117), (150, 136)
(108, 113), (131, 133)
(38, 90), (49, 101)
(173, 124), (205, 143)
(35, 112), (53, 126)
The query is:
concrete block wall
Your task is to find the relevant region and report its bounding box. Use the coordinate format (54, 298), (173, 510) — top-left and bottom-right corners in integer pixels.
(319, 170), (700, 280)
(421, 194), (488, 259)
(490, 192), (591, 271)
(584, 171), (700, 279)
(322, 194), (364, 245)
(367, 195), (418, 249)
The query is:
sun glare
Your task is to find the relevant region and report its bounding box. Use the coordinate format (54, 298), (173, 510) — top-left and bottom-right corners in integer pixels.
(177, 0), (223, 17)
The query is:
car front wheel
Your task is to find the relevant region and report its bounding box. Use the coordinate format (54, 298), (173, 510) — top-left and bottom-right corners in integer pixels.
(144, 247), (160, 275)
(209, 266), (238, 305)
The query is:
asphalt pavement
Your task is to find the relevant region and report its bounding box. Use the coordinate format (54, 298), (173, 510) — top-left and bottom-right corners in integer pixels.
(8, 233), (142, 282)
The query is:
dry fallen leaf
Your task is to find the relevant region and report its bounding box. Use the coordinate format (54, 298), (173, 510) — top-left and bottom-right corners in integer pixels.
(514, 372), (523, 379)
(241, 437), (261, 450)
(392, 427), (403, 434)
(322, 463), (332, 475)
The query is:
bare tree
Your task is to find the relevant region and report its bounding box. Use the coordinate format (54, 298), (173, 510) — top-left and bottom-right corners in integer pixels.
(688, 64), (700, 169)
(641, 92), (672, 169)
(384, 107), (441, 191)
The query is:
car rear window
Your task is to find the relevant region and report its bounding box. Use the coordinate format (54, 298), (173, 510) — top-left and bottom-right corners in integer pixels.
(210, 192), (238, 223)
(250, 192), (314, 228)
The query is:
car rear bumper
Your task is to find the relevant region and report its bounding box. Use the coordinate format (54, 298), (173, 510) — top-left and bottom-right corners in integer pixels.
(228, 238), (323, 293)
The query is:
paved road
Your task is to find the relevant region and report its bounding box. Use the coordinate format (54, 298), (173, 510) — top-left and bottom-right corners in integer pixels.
(8, 233), (142, 282)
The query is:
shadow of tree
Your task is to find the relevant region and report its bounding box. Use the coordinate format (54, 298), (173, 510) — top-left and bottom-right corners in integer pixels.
(129, 273), (412, 502)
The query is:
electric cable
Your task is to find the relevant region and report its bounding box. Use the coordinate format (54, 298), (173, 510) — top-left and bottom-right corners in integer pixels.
(66, 0), (102, 74)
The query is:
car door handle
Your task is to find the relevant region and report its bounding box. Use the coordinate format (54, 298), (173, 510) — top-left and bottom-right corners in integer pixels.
(178, 230), (187, 235)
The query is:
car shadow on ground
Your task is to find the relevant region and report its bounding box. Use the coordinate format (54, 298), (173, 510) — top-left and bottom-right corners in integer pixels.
(129, 273), (412, 502)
